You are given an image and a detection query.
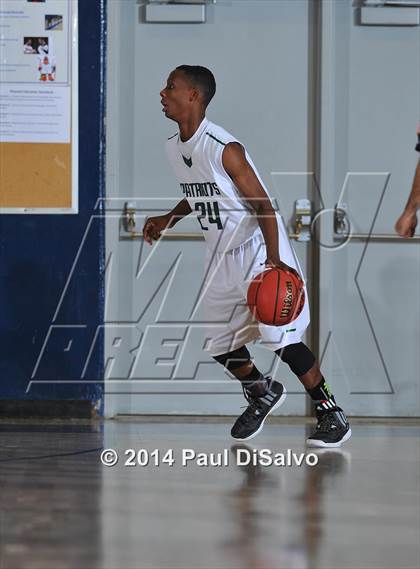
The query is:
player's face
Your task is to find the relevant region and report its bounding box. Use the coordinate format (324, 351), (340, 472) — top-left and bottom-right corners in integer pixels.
(160, 71), (194, 122)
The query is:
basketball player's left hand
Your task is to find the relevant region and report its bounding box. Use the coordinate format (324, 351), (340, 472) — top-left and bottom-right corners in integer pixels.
(265, 258), (302, 282)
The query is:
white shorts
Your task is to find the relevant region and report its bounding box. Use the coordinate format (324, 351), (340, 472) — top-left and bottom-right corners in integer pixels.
(201, 216), (310, 357)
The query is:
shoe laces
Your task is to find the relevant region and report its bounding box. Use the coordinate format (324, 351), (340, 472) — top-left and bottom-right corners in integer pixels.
(241, 385), (254, 405)
(241, 376), (272, 405)
(240, 386), (266, 417)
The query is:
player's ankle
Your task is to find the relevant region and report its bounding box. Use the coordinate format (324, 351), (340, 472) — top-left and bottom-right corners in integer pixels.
(306, 377), (336, 408)
(241, 371), (268, 397)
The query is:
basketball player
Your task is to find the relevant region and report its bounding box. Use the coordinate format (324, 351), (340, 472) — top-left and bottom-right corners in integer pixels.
(37, 38), (48, 55)
(395, 123), (420, 237)
(38, 55), (56, 82)
(24, 39), (35, 54)
(143, 66), (351, 447)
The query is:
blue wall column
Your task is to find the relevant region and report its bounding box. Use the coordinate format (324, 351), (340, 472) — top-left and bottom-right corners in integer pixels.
(0, 1), (105, 413)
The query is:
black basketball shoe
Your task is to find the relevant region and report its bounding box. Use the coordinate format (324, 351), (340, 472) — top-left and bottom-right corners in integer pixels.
(306, 408), (351, 448)
(231, 378), (287, 441)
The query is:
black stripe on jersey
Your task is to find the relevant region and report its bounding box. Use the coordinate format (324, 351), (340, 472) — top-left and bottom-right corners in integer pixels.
(167, 132), (178, 140)
(206, 132), (226, 146)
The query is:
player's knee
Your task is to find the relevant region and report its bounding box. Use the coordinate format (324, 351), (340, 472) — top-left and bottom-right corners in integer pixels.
(213, 346), (252, 377)
(276, 342), (315, 377)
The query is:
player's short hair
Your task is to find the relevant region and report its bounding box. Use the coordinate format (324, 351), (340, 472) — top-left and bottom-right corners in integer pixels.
(176, 65), (216, 107)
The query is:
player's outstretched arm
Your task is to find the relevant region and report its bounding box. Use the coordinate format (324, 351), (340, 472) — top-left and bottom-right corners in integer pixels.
(395, 160), (420, 238)
(222, 142), (299, 278)
(142, 198), (192, 245)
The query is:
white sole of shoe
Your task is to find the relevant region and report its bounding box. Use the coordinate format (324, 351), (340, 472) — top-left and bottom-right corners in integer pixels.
(231, 387), (287, 442)
(306, 427), (352, 448)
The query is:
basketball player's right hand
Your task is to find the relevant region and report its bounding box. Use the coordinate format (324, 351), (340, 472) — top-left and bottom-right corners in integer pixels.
(265, 259), (303, 283)
(142, 214), (170, 244)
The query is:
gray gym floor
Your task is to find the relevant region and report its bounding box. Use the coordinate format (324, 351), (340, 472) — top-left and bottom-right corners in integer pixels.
(0, 418), (419, 569)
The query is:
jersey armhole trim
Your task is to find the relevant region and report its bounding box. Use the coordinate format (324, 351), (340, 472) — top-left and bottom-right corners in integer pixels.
(167, 132), (178, 141)
(206, 132), (226, 146)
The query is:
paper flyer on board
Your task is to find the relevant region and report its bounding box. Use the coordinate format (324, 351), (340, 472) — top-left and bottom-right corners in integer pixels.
(0, 0), (72, 143)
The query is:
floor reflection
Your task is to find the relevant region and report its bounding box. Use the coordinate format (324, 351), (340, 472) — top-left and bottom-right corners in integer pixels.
(224, 439), (352, 569)
(0, 421), (103, 569)
(1, 419), (419, 569)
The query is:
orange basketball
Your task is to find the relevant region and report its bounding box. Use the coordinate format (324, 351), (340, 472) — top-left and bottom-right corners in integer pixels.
(247, 268), (305, 326)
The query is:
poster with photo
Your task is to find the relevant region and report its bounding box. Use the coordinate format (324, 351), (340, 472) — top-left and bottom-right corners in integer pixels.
(0, 0), (78, 213)
(0, 0), (70, 83)
(0, 0), (74, 144)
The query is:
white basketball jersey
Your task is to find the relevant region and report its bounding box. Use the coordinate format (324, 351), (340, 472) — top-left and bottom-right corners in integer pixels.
(38, 55), (55, 74)
(165, 117), (270, 252)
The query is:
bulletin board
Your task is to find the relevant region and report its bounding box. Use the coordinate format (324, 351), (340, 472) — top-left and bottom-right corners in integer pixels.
(0, 1), (78, 213)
